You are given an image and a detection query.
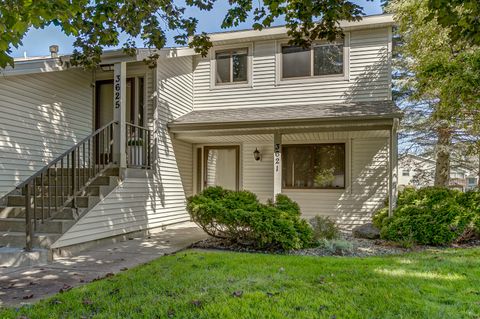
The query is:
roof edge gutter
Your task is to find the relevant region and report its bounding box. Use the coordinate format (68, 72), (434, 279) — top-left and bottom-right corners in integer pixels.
(168, 115), (401, 133)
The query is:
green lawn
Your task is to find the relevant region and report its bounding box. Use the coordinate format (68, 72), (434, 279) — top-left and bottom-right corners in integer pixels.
(2, 248), (480, 318)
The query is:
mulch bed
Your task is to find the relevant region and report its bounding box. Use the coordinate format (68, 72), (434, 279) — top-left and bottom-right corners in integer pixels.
(191, 234), (480, 257)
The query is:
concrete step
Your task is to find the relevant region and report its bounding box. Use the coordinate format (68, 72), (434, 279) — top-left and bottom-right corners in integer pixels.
(0, 231), (61, 249)
(0, 218), (75, 233)
(90, 176), (118, 186)
(33, 173), (117, 187)
(7, 195), (90, 208)
(0, 207), (82, 219)
(46, 167), (119, 176)
(21, 185), (101, 196)
(0, 247), (50, 267)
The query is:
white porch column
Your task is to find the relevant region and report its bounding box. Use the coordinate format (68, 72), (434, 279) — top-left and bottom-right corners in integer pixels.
(388, 118), (399, 216)
(273, 132), (282, 201)
(113, 62), (127, 169)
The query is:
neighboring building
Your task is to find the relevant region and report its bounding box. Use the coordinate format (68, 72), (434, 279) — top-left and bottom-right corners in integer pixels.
(399, 154), (479, 191)
(0, 14), (400, 253)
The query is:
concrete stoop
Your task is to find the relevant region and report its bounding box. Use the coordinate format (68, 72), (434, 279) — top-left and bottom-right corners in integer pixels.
(0, 247), (50, 267)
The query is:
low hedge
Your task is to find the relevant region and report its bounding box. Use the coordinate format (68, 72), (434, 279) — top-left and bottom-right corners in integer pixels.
(187, 186), (313, 251)
(373, 187), (480, 246)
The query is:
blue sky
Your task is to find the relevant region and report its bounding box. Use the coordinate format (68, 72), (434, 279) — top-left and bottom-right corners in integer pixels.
(11, 0), (383, 58)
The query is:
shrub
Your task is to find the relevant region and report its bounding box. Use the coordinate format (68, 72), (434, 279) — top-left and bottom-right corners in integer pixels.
(318, 238), (353, 255)
(187, 187), (313, 251)
(309, 215), (340, 240)
(372, 207), (388, 229)
(377, 187), (480, 246)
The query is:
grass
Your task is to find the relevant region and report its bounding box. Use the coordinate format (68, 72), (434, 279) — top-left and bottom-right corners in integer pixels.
(2, 248), (480, 318)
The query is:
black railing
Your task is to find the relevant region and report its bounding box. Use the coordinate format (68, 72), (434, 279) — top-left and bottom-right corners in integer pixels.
(126, 123), (151, 169)
(17, 121), (117, 251)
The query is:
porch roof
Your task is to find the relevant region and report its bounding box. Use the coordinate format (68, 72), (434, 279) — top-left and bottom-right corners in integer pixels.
(168, 101), (402, 132)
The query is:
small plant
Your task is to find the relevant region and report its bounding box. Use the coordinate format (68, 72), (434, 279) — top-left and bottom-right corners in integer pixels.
(127, 138), (144, 146)
(397, 233), (416, 249)
(318, 238), (353, 255)
(309, 215), (340, 240)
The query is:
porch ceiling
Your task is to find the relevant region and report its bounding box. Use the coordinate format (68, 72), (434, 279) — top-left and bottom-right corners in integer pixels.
(175, 130), (390, 143)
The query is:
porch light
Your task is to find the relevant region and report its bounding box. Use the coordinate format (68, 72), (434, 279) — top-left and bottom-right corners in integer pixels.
(100, 64), (114, 72)
(253, 148), (261, 161)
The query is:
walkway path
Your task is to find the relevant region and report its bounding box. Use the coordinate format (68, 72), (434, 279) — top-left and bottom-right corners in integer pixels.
(0, 223), (206, 307)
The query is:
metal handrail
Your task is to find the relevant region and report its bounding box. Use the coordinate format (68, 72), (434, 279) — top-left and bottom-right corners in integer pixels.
(19, 120), (117, 251)
(16, 121), (118, 189)
(126, 122), (152, 169)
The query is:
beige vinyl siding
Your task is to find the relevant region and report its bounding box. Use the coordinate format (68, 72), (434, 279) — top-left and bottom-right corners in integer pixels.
(151, 55), (194, 222)
(173, 138), (193, 197)
(193, 28), (390, 110)
(51, 172), (191, 248)
(241, 132), (389, 229)
(0, 69), (93, 198)
(242, 143), (274, 202)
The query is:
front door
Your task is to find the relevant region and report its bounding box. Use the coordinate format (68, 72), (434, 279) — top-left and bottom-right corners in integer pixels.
(203, 146), (239, 191)
(95, 78), (145, 165)
(95, 78), (139, 130)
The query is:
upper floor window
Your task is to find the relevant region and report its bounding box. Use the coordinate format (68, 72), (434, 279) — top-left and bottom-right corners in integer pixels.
(402, 170), (410, 177)
(467, 177), (476, 185)
(215, 48), (248, 85)
(281, 42), (344, 79)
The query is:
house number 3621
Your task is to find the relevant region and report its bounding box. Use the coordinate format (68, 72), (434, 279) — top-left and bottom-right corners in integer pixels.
(114, 75), (121, 109)
(274, 143), (281, 172)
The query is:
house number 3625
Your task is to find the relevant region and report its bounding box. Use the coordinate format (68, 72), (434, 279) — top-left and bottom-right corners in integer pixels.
(114, 75), (121, 109)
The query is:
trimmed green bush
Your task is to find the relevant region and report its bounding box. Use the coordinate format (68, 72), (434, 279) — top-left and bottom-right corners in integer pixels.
(372, 207), (388, 229)
(374, 187), (480, 246)
(187, 187), (313, 251)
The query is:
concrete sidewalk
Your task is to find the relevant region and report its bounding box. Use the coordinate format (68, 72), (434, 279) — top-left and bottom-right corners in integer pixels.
(0, 222), (206, 307)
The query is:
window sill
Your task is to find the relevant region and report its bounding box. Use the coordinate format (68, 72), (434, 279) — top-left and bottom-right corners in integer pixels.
(276, 75), (348, 86)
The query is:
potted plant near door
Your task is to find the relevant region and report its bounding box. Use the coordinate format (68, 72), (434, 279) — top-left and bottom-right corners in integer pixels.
(127, 138), (144, 167)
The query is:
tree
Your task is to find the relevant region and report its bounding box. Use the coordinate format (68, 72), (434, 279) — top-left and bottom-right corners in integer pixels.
(387, 0), (480, 187)
(0, 0), (366, 69)
(425, 0), (480, 46)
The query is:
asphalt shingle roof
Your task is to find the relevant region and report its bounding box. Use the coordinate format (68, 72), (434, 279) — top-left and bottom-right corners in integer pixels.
(169, 101), (401, 128)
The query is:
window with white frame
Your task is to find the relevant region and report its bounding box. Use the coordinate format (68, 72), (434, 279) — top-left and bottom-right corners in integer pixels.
(281, 41), (344, 79)
(402, 169), (410, 177)
(215, 48), (248, 85)
(282, 143), (345, 189)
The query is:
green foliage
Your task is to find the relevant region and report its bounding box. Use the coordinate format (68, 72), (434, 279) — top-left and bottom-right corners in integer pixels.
(377, 187), (480, 245)
(425, 0), (480, 46)
(318, 238), (353, 255)
(372, 207), (389, 229)
(127, 139), (144, 146)
(268, 193), (301, 217)
(309, 215), (340, 240)
(187, 187), (313, 251)
(2, 249), (480, 318)
(1, 1), (367, 69)
(387, 0), (480, 149)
